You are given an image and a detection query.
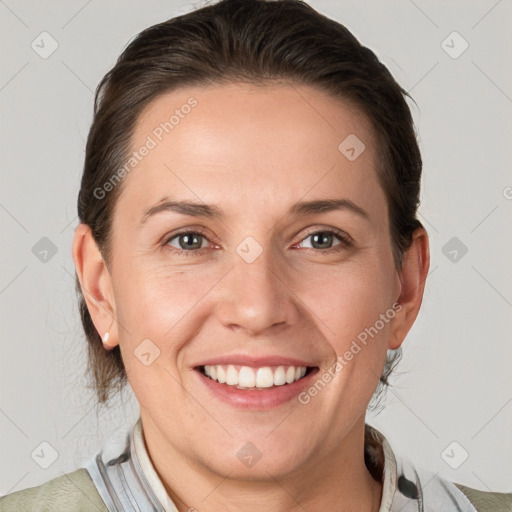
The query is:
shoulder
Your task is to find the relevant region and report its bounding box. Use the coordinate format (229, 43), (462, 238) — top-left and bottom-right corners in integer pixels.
(454, 482), (512, 512)
(0, 468), (108, 511)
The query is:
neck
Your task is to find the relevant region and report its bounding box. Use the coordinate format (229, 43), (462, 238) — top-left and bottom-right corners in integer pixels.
(141, 415), (383, 512)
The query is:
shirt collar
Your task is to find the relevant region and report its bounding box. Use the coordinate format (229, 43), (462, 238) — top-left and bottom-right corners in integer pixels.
(364, 423), (398, 511)
(132, 417), (179, 511)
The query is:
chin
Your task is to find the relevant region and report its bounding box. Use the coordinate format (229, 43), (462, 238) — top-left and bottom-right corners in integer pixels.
(195, 436), (313, 481)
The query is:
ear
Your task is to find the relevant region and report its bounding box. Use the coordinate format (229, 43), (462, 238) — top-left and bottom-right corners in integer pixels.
(388, 227), (430, 350)
(71, 223), (119, 350)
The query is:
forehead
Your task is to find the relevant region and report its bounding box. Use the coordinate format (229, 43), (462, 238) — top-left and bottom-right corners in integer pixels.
(116, 82), (385, 225)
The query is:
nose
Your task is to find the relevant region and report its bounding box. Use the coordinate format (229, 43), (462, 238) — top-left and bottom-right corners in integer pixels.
(214, 243), (300, 336)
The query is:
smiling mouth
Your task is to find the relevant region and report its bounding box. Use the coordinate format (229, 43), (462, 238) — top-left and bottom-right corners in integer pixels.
(196, 364), (316, 390)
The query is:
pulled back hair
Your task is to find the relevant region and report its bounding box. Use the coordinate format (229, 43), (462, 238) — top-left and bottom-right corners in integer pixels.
(76, 0), (423, 406)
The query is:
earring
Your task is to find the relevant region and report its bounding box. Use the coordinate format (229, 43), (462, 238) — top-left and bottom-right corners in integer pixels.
(102, 319), (115, 348)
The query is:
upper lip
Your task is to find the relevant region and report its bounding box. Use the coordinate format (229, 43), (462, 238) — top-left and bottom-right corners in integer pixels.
(193, 354), (317, 369)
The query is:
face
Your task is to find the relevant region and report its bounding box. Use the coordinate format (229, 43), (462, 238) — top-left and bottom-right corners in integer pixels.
(87, 82), (414, 479)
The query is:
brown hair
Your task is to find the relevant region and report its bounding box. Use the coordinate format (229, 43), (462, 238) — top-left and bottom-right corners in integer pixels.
(76, 0), (423, 406)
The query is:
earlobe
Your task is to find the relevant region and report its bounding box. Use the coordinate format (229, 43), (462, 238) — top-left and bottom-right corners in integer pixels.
(71, 223), (120, 350)
(388, 228), (430, 350)
(101, 322), (118, 351)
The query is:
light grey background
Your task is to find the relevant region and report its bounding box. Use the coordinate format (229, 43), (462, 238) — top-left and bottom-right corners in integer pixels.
(1, 0), (511, 497)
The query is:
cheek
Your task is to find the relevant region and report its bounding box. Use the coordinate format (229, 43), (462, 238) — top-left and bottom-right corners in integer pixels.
(114, 268), (202, 411)
(310, 267), (394, 404)
(114, 260), (208, 335)
(299, 257), (395, 347)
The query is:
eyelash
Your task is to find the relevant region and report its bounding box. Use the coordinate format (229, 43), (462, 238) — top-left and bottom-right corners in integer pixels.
(162, 227), (352, 256)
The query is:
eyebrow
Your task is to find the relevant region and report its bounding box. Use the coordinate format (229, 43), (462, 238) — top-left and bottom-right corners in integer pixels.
(139, 197), (370, 225)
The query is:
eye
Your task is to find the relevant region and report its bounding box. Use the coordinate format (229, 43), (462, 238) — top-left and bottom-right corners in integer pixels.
(296, 229), (352, 253)
(163, 230), (212, 255)
(162, 227), (352, 256)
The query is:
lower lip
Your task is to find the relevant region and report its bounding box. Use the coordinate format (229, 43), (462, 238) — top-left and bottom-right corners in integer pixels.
(194, 367), (319, 409)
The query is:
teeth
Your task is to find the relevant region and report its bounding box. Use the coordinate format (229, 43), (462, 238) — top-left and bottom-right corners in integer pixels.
(273, 366), (286, 385)
(226, 365), (238, 385)
(239, 366), (255, 387)
(286, 366), (296, 384)
(217, 366), (226, 383)
(256, 367), (274, 388)
(202, 364), (309, 389)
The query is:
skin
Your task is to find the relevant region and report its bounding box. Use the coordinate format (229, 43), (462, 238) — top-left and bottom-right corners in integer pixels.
(72, 82), (429, 512)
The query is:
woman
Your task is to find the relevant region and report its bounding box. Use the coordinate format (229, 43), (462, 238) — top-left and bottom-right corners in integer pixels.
(1, 0), (510, 510)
